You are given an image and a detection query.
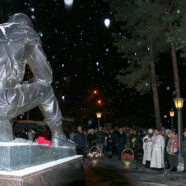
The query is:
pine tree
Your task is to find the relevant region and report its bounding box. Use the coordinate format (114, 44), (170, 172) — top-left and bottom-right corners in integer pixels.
(106, 0), (169, 128)
(107, 0), (186, 128)
(165, 0), (186, 98)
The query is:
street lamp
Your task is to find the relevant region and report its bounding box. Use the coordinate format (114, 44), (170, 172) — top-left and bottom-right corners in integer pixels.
(169, 109), (175, 130)
(93, 90), (98, 94)
(97, 99), (102, 105)
(174, 97), (184, 172)
(96, 112), (102, 127)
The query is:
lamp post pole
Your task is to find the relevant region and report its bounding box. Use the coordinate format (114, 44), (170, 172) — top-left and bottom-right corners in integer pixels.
(96, 112), (102, 128)
(171, 117), (173, 131)
(177, 108), (183, 172)
(174, 98), (184, 172)
(98, 118), (100, 128)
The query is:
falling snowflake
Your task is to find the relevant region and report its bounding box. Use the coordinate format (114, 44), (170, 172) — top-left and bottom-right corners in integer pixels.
(104, 18), (110, 28)
(164, 115), (167, 119)
(177, 9), (181, 14)
(64, 0), (73, 6)
(30, 8), (35, 12)
(31, 15), (35, 20)
(39, 32), (43, 37)
(166, 86), (170, 91)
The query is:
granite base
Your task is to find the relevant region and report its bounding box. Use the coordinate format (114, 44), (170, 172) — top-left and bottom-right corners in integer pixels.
(0, 142), (76, 171)
(0, 155), (85, 186)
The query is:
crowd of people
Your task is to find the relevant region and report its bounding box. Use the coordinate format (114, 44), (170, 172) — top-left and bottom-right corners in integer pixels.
(13, 124), (186, 172)
(71, 126), (143, 164)
(71, 126), (186, 172)
(143, 128), (186, 172)
(13, 127), (51, 142)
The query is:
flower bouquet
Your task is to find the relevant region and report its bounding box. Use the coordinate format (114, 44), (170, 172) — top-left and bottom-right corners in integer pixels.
(121, 148), (134, 168)
(36, 136), (52, 146)
(87, 146), (103, 166)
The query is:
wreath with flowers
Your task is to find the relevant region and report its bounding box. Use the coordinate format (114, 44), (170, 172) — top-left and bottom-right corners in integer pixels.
(121, 148), (134, 162)
(87, 146), (104, 160)
(121, 153), (134, 162)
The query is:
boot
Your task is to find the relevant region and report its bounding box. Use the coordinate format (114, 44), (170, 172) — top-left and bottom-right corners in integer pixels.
(50, 125), (75, 148)
(146, 161), (150, 168)
(170, 167), (177, 172)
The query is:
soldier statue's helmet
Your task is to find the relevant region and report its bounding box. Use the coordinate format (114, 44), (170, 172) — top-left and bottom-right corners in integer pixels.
(9, 13), (33, 28)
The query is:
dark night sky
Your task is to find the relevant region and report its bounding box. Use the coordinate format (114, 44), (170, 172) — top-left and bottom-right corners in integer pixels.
(1, 0), (186, 128)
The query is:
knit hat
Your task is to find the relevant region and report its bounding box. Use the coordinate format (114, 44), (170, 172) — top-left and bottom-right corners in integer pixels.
(148, 129), (153, 134)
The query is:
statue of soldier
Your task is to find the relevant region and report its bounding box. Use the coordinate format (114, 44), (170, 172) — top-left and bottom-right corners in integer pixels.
(0, 13), (73, 148)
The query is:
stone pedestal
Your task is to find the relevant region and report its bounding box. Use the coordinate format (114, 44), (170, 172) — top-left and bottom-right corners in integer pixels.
(0, 142), (76, 171)
(0, 155), (85, 186)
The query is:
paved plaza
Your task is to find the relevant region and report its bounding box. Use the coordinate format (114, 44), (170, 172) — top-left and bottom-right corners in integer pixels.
(84, 156), (186, 186)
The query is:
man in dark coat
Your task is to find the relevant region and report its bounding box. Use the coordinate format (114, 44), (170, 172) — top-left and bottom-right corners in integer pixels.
(116, 128), (127, 160)
(112, 126), (120, 154)
(106, 133), (114, 159)
(95, 127), (105, 151)
(73, 126), (86, 155)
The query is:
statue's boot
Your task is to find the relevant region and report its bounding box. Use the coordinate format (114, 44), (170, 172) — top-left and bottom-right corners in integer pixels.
(50, 125), (75, 149)
(0, 120), (13, 142)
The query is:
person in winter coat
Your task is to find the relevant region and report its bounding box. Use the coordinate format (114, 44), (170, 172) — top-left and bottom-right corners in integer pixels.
(167, 131), (178, 171)
(87, 128), (96, 148)
(164, 129), (171, 169)
(106, 133), (114, 159)
(182, 130), (186, 171)
(142, 129), (155, 167)
(112, 126), (119, 154)
(116, 128), (127, 160)
(150, 129), (165, 169)
(129, 129), (140, 161)
(95, 127), (105, 151)
(73, 126), (86, 155)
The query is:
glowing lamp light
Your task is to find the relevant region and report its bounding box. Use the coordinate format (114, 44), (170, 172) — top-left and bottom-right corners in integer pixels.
(96, 112), (102, 118)
(97, 99), (102, 104)
(104, 18), (110, 28)
(64, 0), (73, 6)
(174, 98), (184, 109)
(93, 90), (97, 94)
(170, 111), (175, 117)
